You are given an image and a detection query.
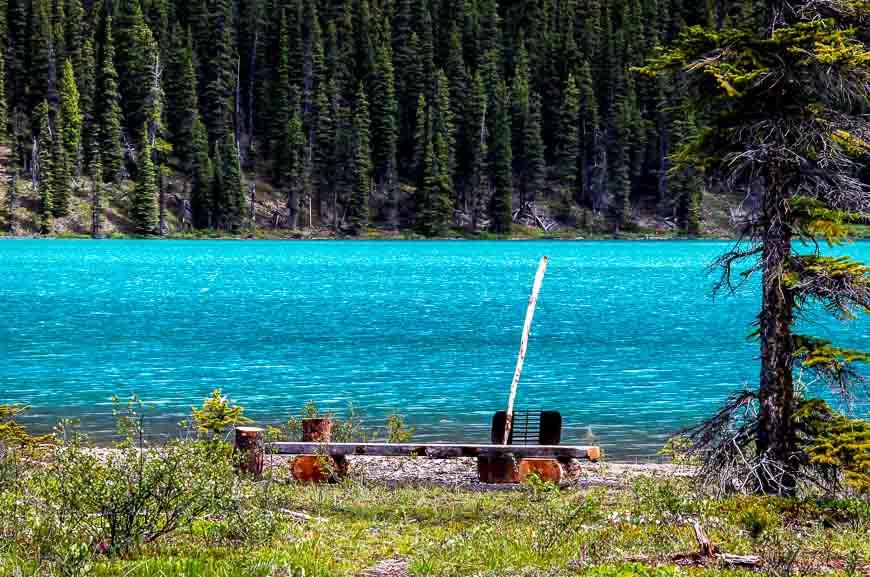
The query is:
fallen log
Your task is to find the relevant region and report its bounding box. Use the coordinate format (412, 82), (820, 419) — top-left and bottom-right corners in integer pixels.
(279, 509), (328, 523)
(685, 517), (762, 568)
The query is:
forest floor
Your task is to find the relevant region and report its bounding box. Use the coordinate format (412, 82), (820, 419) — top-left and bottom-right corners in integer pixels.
(0, 163), (753, 240)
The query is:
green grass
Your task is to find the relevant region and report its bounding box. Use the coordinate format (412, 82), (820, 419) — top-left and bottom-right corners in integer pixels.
(2, 471), (867, 577)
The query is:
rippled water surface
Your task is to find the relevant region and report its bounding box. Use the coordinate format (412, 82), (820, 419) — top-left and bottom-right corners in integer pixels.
(2, 240), (867, 457)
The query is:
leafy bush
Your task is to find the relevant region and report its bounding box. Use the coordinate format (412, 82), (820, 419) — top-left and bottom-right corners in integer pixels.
(41, 438), (236, 556)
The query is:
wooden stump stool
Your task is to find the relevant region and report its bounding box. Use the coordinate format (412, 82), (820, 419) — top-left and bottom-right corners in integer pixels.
(477, 454), (519, 483)
(291, 417), (348, 483)
(518, 458), (563, 484)
(234, 427), (265, 479)
(291, 454), (349, 483)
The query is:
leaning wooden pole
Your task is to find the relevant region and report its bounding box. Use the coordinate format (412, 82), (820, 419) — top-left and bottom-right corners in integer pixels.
(503, 256), (549, 445)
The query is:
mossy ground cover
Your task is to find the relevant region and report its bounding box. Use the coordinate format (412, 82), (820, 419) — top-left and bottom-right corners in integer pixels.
(1, 461), (867, 577)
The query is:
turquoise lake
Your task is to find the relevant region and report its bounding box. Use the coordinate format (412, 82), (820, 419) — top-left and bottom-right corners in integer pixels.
(1, 240), (868, 458)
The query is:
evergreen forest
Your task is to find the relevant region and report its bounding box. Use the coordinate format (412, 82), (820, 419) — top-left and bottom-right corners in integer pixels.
(0, 0), (867, 237)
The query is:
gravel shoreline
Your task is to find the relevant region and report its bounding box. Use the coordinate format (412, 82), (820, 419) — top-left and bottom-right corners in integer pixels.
(264, 455), (693, 488)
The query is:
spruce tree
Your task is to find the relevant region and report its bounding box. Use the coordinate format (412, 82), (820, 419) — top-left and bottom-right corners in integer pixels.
(413, 93), (428, 190)
(114, 0), (157, 142)
(640, 0), (870, 494)
(90, 153), (104, 237)
(7, 0), (29, 120)
(59, 59), (81, 176)
(0, 55), (6, 147)
(352, 0), (375, 88)
(285, 110), (305, 229)
(29, 0), (53, 112)
(370, 33), (398, 226)
(393, 9), (423, 177)
(444, 24), (467, 126)
(51, 111), (71, 220)
(190, 113), (214, 229)
(203, 0), (236, 142)
(523, 93), (546, 205)
(165, 29), (200, 170)
(577, 59), (600, 207)
(489, 80), (512, 235)
(416, 132), (438, 235)
(64, 0), (83, 71)
(130, 135), (159, 234)
(79, 36), (97, 171)
(416, 0), (435, 93)
(556, 74), (580, 201)
(431, 70), (454, 200)
(302, 0), (325, 127)
(213, 131), (244, 231)
(510, 38), (529, 171)
(271, 9), (292, 167)
(34, 101), (55, 233)
(464, 71), (488, 228)
(332, 94), (355, 229)
(51, 0), (65, 60)
(53, 59), (79, 217)
(314, 80), (337, 226)
(610, 93), (633, 232)
(348, 84), (371, 235)
(412, 71), (454, 237)
(97, 16), (124, 183)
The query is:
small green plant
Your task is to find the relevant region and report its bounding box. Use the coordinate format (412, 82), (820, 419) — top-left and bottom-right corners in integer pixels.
(284, 401), (367, 442)
(737, 502), (778, 540)
(658, 435), (698, 465)
(285, 401), (327, 440)
(191, 389), (253, 440)
(111, 394), (151, 447)
(385, 411), (414, 443)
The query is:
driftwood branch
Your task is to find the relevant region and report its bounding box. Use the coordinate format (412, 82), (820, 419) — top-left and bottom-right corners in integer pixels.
(685, 517), (762, 567)
(279, 509), (327, 523)
(503, 256), (549, 445)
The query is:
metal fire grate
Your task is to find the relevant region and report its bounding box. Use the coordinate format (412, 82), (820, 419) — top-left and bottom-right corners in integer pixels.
(491, 410), (562, 446)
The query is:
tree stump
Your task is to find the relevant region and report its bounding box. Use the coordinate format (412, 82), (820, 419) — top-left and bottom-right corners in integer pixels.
(518, 458), (563, 484)
(292, 417), (347, 482)
(291, 454), (349, 483)
(234, 426), (265, 479)
(302, 418), (332, 442)
(477, 454), (519, 483)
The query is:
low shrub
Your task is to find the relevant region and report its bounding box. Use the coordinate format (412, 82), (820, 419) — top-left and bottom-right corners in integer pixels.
(40, 437), (236, 556)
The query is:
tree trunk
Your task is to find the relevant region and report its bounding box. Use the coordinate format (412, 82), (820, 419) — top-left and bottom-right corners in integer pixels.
(758, 166), (796, 495)
(91, 177), (102, 238)
(158, 172), (167, 236)
(287, 183), (298, 230)
(8, 172), (17, 233)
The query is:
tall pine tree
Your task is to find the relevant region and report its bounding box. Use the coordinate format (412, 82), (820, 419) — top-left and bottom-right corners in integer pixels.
(97, 15), (124, 183)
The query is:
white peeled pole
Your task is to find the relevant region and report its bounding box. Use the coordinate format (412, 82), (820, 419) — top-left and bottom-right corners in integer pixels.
(502, 256), (549, 446)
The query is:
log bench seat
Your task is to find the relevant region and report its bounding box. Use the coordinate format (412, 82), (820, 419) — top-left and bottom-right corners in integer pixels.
(266, 442), (601, 461)
(265, 442), (601, 483)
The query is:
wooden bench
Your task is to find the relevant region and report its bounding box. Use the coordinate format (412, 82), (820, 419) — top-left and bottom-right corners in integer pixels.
(265, 442), (601, 483)
(267, 442), (601, 461)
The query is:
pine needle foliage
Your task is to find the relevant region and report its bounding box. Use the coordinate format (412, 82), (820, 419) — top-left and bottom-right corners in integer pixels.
(639, 0), (870, 495)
